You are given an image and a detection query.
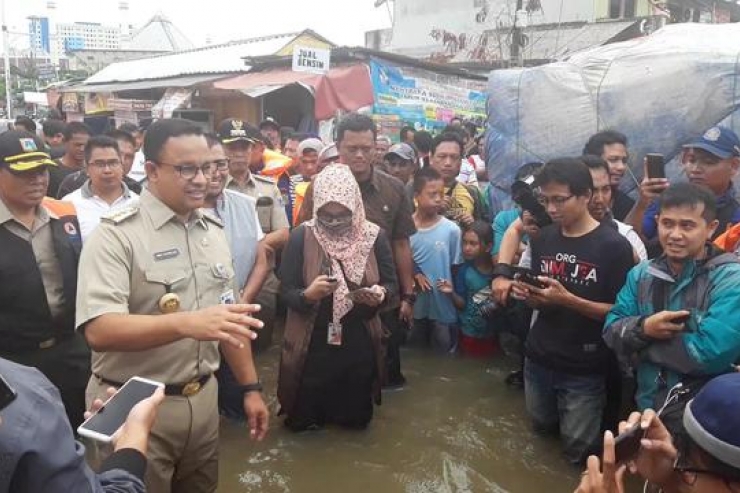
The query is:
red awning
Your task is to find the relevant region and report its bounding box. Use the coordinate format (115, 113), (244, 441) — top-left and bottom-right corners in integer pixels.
(213, 64), (374, 121)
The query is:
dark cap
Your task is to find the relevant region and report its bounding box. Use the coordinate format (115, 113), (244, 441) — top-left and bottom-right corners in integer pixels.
(0, 130), (56, 171)
(385, 143), (416, 162)
(217, 118), (257, 145)
(259, 117), (280, 131)
(684, 373), (740, 469)
(683, 126), (740, 160)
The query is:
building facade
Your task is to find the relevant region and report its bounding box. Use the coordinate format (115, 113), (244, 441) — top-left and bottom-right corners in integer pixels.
(368, 0), (738, 63)
(28, 16), (51, 57)
(56, 22), (122, 57)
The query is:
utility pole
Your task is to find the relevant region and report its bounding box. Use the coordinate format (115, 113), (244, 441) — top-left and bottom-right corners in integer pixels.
(1, 0), (12, 117)
(510, 0), (525, 67)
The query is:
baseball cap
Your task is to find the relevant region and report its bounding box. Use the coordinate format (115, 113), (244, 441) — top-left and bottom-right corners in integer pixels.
(0, 130), (56, 171)
(385, 143), (416, 162)
(683, 373), (740, 470)
(259, 117), (280, 131)
(217, 118), (257, 145)
(297, 138), (324, 156)
(683, 126), (740, 160)
(318, 143), (339, 163)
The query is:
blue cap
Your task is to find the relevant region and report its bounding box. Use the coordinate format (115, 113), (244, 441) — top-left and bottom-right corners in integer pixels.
(683, 126), (740, 160)
(683, 373), (740, 469)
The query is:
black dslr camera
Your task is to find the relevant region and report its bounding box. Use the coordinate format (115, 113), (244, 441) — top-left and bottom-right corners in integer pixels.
(511, 174), (552, 228)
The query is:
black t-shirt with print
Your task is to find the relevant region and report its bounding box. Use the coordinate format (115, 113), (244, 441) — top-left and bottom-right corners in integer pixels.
(526, 222), (635, 374)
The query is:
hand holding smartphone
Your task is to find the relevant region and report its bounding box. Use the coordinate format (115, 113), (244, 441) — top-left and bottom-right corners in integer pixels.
(78, 376), (164, 443)
(646, 153), (666, 179)
(513, 267), (547, 289)
(614, 424), (646, 464)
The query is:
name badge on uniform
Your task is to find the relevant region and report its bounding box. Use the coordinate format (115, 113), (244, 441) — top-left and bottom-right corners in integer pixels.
(220, 289), (236, 305)
(327, 322), (343, 346)
(154, 248), (180, 262)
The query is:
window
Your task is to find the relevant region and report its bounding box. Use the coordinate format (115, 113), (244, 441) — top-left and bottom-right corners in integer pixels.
(609, 0), (635, 18)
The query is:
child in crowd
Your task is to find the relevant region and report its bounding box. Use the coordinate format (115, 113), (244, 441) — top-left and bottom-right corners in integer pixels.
(410, 167), (463, 353)
(439, 221), (498, 358)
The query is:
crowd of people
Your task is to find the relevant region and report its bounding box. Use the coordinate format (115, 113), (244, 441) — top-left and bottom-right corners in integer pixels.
(1, 109), (740, 493)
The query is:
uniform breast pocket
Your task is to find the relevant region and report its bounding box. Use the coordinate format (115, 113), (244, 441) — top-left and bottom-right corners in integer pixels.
(143, 269), (188, 313)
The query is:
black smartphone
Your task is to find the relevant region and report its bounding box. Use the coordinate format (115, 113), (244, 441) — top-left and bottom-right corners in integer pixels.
(77, 377), (163, 443)
(326, 277), (338, 283)
(646, 153), (666, 179)
(0, 373), (17, 412)
(672, 312), (691, 325)
(513, 267), (547, 289)
(614, 424), (645, 464)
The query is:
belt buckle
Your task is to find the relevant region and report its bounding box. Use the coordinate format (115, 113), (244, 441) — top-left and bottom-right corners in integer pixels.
(182, 380), (201, 397)
(39, 338), (56, 349)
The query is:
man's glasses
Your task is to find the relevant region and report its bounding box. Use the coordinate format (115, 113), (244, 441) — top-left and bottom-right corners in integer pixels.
(674, 450), (740, 491)
(156, 160), (227, 180)
(536, 195), (574, 208)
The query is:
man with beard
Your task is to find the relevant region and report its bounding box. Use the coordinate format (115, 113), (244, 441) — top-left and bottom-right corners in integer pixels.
(202, 133), (270, 419)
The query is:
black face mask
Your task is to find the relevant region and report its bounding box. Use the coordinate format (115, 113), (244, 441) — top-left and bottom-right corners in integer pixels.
(317, 215), (353, 236)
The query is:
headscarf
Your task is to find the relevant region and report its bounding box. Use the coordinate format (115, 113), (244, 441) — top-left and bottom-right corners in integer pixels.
(306, 164), (379, 326)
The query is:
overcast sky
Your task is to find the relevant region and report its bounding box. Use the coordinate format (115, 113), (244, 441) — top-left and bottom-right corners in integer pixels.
(3, 0), (392, 49)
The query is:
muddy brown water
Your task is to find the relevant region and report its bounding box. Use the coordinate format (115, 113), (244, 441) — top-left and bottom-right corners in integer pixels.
(217, 342), (582, 493)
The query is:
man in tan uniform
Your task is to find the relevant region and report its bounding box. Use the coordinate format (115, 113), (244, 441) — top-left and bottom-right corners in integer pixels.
(76, 118), (269, 493)
(218, 119), (289, 351)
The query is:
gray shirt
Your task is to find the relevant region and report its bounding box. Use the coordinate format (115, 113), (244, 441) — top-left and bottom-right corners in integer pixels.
(204, 189), (264, 290)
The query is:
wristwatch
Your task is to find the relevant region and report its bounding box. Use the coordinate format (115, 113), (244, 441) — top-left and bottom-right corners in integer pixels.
(237, 382), (264, 395)
(492, 263), (516, 280)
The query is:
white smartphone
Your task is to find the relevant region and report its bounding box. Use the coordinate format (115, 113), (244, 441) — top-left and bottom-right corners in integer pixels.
(77, 376), (164, 443)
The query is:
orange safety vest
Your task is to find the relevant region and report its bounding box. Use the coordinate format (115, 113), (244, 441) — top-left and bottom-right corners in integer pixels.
(715, 222), (740, 253)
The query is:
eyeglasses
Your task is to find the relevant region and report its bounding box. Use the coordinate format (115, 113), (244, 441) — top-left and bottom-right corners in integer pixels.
(211, 159), (229, 171)
(89, 159), (122, 170)
(537, 195), (574, 208)
(156, 161), (217, 180)
(674, 452), (740, 491)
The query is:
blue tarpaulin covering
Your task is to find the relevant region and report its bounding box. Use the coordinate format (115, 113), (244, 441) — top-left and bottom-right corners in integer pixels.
(486, 22), (740, 196)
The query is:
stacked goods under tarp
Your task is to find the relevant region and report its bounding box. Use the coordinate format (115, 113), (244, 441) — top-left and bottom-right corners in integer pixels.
(486, 22), (740, 197)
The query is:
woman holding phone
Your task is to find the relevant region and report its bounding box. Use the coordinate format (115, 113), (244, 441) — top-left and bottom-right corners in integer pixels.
(277, 164), (398, 432)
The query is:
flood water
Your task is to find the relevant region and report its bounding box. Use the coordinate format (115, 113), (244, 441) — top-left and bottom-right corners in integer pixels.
(218, 341), (580, 493)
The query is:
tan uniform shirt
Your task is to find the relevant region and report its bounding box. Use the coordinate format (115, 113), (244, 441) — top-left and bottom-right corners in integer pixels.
(0, 199), (65, 319)
(226, 173), (289, 234)
(76, 189), (237, 383)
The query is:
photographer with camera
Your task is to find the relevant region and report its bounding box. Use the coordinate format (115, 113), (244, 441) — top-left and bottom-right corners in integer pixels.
(496, 158), (636, 464)
(574, 373), (740, 493)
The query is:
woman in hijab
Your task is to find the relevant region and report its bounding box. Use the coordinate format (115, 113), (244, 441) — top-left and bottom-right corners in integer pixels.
(278, 164), (398, 432)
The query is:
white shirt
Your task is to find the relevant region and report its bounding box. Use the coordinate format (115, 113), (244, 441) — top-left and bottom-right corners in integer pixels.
(63, 181), (139, 241)
(456, 159), (479, 188)
(128, 149), (146, 183)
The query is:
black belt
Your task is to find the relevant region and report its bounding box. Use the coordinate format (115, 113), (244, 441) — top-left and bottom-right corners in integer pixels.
(95, 373), (212, 397)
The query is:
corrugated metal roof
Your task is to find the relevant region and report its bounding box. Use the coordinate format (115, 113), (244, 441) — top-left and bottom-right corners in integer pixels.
(522, 20), (640, 60)
(84, 32), (302, 85)
(66, 74), (230, 93)
(125, 14), (194, 52)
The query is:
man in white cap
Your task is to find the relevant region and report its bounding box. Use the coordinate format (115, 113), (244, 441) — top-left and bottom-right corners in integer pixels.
(289, 138), (323, 226)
